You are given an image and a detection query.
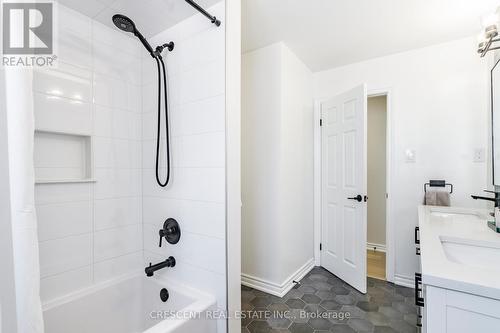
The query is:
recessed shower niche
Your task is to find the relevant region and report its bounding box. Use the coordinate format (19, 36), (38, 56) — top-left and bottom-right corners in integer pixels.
(34, 131), (93, 183)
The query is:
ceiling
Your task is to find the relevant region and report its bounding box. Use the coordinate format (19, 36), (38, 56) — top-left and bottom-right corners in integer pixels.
(243, 0), (500, 72)
(55, 0), (221, 38)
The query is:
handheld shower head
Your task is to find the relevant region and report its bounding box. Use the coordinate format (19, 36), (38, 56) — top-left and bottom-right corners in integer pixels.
(112, 14), (155, 57)
(112, 14), (135, 33)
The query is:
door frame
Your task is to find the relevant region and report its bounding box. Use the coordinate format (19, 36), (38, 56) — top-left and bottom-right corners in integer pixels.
(314, 87), (395, 283)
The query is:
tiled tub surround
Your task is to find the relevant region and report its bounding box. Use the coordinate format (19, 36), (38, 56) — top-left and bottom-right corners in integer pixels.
(141, 3), (227, 332)
(33, 2), (227, 332)
(34, 5), (144, 303)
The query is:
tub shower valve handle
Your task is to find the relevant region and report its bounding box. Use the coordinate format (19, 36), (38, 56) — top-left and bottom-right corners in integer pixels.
(158, 218), (181, 247)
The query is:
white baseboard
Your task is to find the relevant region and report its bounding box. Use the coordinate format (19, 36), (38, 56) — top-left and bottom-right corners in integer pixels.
(366, 242), (386, 253)
(394, 274), (414, 288)
(241, 259), (315, 297)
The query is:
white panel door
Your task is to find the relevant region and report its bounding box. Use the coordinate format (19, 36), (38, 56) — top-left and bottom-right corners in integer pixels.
(320, 84), (367, 293)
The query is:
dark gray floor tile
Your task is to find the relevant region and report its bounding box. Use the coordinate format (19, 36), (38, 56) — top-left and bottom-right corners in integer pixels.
(316, 290), (337, 300)
(369, 296), (392, 306)
(373, 326), (398, 333)
(308, 317), (333, 330)
(340, 305), (366, 319)
(243, 302), (255, 310)
(378, 306), (403, 320)
(289, 322), (315, 333)
(356, 301), (379, 312)
(310, 274), (329, 282)
(267, 316), (292, 329)
(347, 318), (374, 332)
(286, 298), (306, 309)
(299, 285), (317, 294)
(284, 289), (305, 300)
(304, 304), (327, 313)
(330, 324), (356, 332)
(331, 286), (350, 295)
(268, 302), (290, 312)
(268, 294), (285, 304)
(314, 281), (334, 291)
(289, 309), (309, 323)
(252, 296), (273, 308)
(248, 320), (272, 333)
(320, 300), (342, 311)
(365, 312), (390, 326)
(403, 313), (417, 326)
(334, 295), (356, 305)
(242, 268), (417, 333)
(243, 290), (257, 303)
(302, 294), (322, 304)
(242, 314), (253, 327)
(388, 319), (416, 333)
(392, 302), (417, 315)
(395, 287), (414, 297)
(301, 278), (316, 286)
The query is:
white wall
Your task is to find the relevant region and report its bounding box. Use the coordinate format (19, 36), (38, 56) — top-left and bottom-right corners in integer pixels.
(225, 0), (242, 330)
(367, 96), (387, 247)
(0, 69), (18, 333)
(242, 42), (314, 292)
(314, 36), (489, 281)
(34, 5), (143, 302)
(140, 3), (227, 332)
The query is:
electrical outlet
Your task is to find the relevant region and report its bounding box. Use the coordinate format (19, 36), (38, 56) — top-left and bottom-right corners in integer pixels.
(473, 148), (485, 163)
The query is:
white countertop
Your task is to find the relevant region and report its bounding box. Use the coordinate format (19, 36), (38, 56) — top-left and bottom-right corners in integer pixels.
(418, 205), (500, 300)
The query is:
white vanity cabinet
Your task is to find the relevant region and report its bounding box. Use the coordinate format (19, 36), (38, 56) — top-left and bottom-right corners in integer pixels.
(417, 206), (500, 333)
(424, 285), (500, 333)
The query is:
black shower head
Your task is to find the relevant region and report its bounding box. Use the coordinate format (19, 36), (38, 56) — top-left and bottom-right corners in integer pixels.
(112, 14), (136, 33)
(112, 14), (155, 57)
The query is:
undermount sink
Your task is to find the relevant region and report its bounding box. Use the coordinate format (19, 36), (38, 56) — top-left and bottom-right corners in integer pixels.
(440, 236), (500, 271)
(430, 210), (482, 219)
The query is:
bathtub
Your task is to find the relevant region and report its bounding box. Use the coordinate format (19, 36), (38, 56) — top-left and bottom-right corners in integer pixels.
(43, 274), (217, 333)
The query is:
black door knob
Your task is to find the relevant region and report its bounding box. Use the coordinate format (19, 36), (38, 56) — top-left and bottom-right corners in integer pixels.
(347, 195), (363, 202)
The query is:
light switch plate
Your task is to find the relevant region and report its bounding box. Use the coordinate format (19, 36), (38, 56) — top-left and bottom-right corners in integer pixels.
(473, 148), (485, 163)
(405, 149), (416, 163)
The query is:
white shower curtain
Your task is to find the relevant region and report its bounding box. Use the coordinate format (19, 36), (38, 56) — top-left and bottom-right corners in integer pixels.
(4, 67), (44, 333)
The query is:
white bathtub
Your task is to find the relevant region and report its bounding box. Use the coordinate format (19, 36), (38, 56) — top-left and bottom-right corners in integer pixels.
(43, 274), (217, 333)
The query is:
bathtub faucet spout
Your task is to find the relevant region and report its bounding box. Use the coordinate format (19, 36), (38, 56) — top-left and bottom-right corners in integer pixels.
(145, 256), (176, 277)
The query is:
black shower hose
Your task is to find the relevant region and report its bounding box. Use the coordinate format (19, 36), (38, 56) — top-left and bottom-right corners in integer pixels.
(154, 56), (170, 187)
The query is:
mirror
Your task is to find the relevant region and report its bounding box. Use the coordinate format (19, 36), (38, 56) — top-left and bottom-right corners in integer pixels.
(492, 59), (500, 185)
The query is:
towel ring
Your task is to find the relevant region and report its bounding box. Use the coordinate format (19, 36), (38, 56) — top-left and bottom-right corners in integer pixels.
(424, 180), (453, 194)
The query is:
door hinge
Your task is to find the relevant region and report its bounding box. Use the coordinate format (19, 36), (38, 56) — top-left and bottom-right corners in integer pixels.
(319, 119), (323, 126)
(320, 243), (322, 251)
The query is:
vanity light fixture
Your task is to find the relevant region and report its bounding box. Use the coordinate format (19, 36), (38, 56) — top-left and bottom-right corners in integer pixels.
(478, 8), (500, 57)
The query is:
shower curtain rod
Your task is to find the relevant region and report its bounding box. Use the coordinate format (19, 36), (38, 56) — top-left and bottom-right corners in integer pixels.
(184, 0), (221, 26)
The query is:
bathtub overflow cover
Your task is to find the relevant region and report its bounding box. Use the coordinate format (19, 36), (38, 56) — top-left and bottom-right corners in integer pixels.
(160, 288), (169, 302)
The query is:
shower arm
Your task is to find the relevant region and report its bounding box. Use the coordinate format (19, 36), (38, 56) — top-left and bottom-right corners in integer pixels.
(184, 0), (221, 26)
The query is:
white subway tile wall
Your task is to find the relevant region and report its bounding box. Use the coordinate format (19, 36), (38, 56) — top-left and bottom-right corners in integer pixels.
(33, 4), (227, 332)
(33, 2), (226, 332)
(141, 3), (226, 332)
(34, 5), (143, 302)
